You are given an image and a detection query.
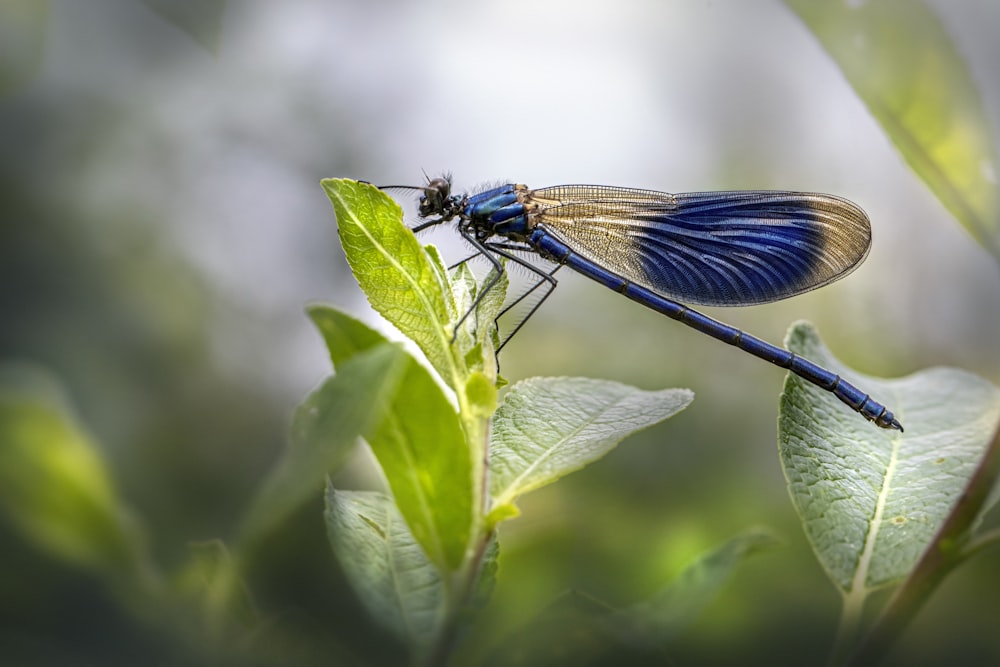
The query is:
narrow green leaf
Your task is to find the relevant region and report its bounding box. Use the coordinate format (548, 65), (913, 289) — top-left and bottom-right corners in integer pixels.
(785, 0), (1000, 256)
(323, 179), (465, 392)
(0, 364), (145, 574)
(425, 245), (453, 300)
(610, 529), (780, 645)
(140, 0), (226, 52)
(472, 266), (508, 348)
(239, 344), (409, 545)
(452, 262), (508, 365)
(488, 377), (693, 521)
(306, 304), (391, 370)
(485, 531), (777, 665)
(325, 486), (444, 651)
(483, 591), (625, 667)
(472, 265), (508, 378)
(452, 262), (480, 354)
(365, 346), (473, 571)
(779, 322), (1000, 592)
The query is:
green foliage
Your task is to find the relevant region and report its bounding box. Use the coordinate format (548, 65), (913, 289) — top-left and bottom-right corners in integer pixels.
(780, 5), (1000, 656)
(785, 0), (1000, 260)
(5, 3), (999, 665)
(319, 178), (1000, 665)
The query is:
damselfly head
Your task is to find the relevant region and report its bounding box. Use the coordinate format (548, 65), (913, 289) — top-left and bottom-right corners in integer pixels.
(418, 177), (452, 218)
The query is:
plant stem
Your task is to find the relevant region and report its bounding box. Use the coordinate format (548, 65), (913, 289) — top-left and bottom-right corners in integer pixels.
(828, 586), (866, 667)
(417, 530), (494, 667)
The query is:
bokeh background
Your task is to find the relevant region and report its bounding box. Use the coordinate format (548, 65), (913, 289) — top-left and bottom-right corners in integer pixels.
(2, 1), (999, 665)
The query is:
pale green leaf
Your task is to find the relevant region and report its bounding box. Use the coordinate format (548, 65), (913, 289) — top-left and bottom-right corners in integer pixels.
(785, 0), (1000, 256)
(323, 179), (465, 392)
(779, 322), (1000, 592)
(238, 344), (409, 545)
(325, 486), (444, 650)
(488, 377), (693, 519)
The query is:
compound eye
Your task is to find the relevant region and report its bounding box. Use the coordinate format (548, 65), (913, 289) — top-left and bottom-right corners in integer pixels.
(426, 177), (450, 200)
(419, 177), (452, 216)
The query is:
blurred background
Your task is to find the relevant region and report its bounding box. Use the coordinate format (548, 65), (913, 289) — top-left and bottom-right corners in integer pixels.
(1, 0), (999, 665)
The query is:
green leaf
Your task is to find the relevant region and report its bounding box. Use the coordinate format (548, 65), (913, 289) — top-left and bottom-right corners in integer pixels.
(323, 179), (465, 392)
(306, 304), (392, 370)
(238, 344), (409, 545)
(785, 0), (1000, 257)
(610, 529), (781, 645)
(365, 341), (473, 571)
(779, 322), (1000, 592)
(0, 363), (145, 575)
(452, 261), (506, 416)
(488, 377), (693, 522)
(140, 0), (226, 52)
(325, 486), (444, 652)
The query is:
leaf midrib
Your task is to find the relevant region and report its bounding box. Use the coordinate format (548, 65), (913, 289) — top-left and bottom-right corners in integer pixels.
(851, 428), (904, 594)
